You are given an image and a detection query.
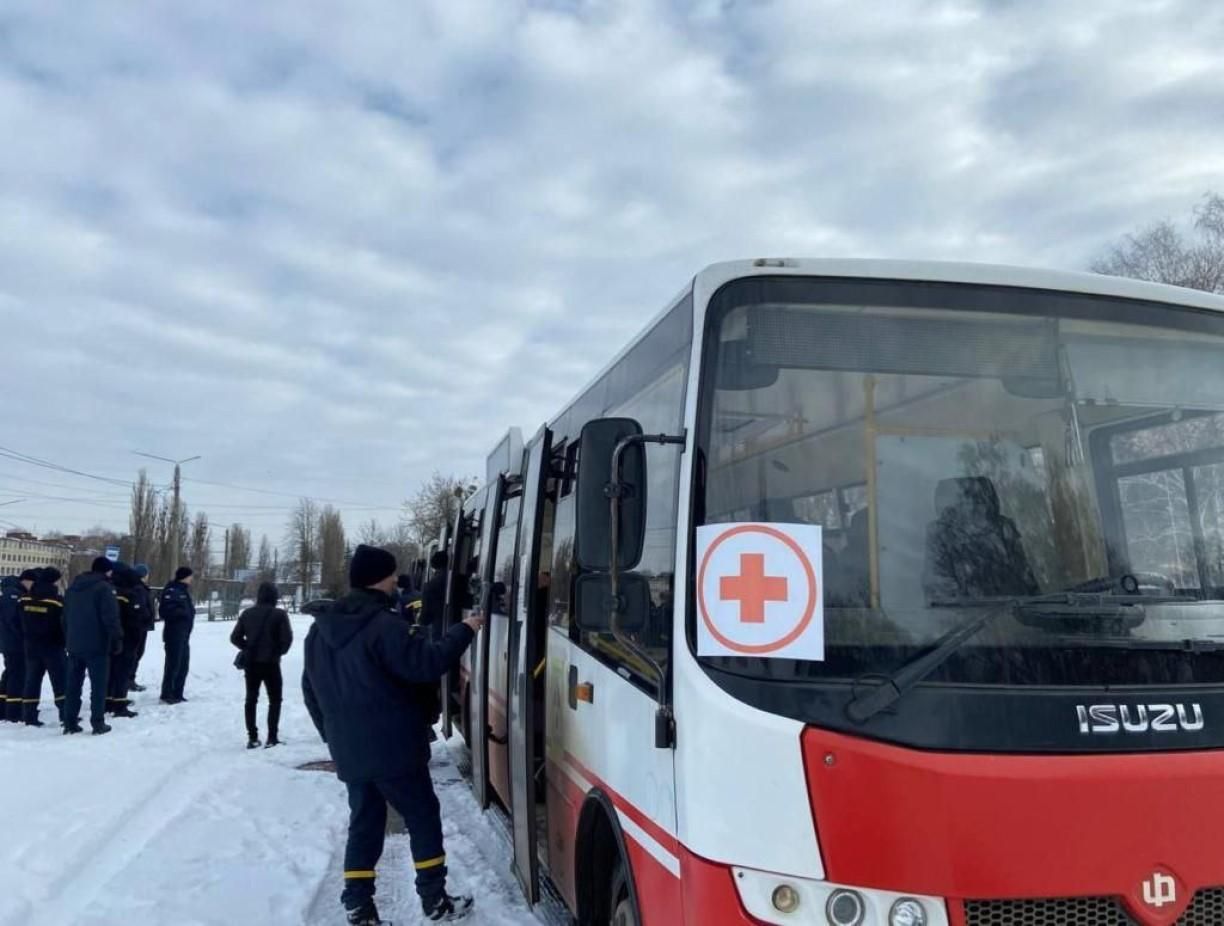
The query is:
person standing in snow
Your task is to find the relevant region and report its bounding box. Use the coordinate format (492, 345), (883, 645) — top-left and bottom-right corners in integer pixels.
(127, 564), (155, 692)
(105, 565), (144, 719)
(159, 566), (195, 704)
(20, 567), (68, 727)
(230, 582), (293, 749)
(0, 570), (35, 723)
(62, 557), (122, 736)
(302, 544), (484, 925)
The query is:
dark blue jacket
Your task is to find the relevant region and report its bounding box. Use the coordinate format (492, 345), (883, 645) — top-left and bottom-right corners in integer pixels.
(21, 579), (66, 647)
(113, 571), (148, 638)
(133, 582), (155, 631)
(302, 588), (474, 783)
(0, 576), (22, 652)
(64, 572), (121, 656)
(159, 581), (195, 636)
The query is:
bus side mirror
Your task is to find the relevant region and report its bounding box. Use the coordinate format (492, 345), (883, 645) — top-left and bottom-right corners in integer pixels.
(575, 417), (647, 573)
(574, 573), (650, 634)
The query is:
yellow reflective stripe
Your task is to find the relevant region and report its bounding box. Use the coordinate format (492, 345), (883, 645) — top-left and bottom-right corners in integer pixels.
(533, 658), (546, 679)
(117, 596), (130, 604)
(344, 870), (377, 879)
(414, 855), (446, 871)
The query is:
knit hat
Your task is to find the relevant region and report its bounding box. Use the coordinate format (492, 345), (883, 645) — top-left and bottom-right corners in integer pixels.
(174, 566), (194, 582)
(91, 557), (114, 575)
(133, 564), (150, 579)
(19, 569), (39, 582)
(41, 567), (62, 584)
(349, 544), (398, 589)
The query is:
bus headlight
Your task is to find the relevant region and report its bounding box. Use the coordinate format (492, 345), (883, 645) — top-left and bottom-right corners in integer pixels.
(890, 898), (928, 926)
(826, 889), (865, 926)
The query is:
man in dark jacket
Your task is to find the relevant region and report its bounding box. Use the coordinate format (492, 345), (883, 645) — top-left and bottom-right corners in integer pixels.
(21, 567), (68, 727)
(106, 565), (145, 718)
(159, 567), (195, 704)
(231, 582), (293, 748)
(418, 551), (450, 638)
(303, 544), (483, 925)
(0, 571), (34, 723)
(63, 557), (122, 735)
(127, 563), (155, 691)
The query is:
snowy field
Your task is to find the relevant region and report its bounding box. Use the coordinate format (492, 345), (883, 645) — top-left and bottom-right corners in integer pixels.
(0, 615), (539, 926)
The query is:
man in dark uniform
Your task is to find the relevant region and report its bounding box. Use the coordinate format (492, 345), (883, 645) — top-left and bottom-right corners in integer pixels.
(303, 544), (483, 925)
(21, 566), (67, 727)
(106, 565), (144, 718)
(159, 567), (195, 704)
(418, 551), (450, 641)
(397, 573), (422, 624)
(0, 571), (34, 723)
(128, 564), (155, 692)
(63, 557), (122, 735)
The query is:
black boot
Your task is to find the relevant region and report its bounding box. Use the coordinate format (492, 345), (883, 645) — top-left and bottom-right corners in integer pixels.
(25, 718), (45, 728)
(63, 722), (83, 735)
(247, 736), (261, 749)
(91, 721), (112, 735)
(424, 893), (474, 922)
(129, 681), (146, 692)
(267, 699), (282, 748)
(112, 707), (139, 718)
(345, 900), (385, 925)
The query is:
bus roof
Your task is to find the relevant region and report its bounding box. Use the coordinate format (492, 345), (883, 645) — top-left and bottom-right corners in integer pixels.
(695, 258), (1224, 313)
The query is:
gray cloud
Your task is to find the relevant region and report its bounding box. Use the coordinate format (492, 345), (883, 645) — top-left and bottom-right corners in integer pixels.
(1, 0), (1221, 543)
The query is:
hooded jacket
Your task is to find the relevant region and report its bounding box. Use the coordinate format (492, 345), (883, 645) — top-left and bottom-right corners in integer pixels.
(21, 577), (66, 647)
(301, 587), (474, 782)
(0, 576), (22, 652)
(113, 569), (148, 639)
(64, 572), (121, 656)
(231, 584), (293, 665)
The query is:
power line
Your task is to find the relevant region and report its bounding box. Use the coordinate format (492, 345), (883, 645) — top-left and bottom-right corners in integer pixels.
(0, 445), (133, 488)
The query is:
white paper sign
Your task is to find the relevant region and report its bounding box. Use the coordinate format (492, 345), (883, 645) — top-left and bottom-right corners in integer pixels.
(695, 522), (825, 661)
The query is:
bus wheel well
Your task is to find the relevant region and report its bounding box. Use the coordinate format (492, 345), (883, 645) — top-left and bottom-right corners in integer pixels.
(575, 790), (641, 926)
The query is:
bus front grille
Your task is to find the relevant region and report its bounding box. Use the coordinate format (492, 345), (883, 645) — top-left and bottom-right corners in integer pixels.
(963, 888), (1224, 925)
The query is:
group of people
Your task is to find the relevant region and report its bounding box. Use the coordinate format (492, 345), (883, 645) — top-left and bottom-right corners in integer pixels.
(0, 557), (198, 735)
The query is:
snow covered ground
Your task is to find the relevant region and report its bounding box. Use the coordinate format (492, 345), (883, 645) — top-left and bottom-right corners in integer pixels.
(0, 615), (539, 926)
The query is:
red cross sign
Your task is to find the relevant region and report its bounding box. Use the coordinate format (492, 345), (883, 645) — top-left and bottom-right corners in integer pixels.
(696, 522), (825, 660)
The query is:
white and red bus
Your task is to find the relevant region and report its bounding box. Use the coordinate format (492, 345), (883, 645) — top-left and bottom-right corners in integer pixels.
(437, 259), (1224, 926)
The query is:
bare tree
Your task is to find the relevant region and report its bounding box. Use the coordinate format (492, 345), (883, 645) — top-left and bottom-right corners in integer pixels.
(1093, 192), (1224, 293)
(257, 534), (274, 582)
(284, 498), (321, 597)
(404, 472), (477, 549)
(318, 506), (347, 597)
(128, 469), (158, 564)
(225, 523), (251, 577)
(355, 518), (419, 578)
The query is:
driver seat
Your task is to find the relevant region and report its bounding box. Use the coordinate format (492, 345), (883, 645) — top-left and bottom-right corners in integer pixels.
(923, 476), (1040, 601)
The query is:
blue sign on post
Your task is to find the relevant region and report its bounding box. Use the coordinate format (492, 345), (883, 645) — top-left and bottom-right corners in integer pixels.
(105, 545), (120, 562)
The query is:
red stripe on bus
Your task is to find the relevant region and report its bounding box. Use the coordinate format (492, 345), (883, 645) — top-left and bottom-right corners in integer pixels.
(562, 751), (679, 856)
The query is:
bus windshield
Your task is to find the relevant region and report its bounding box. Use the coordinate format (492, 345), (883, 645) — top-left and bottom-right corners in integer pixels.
(698, 277), (1224, 691)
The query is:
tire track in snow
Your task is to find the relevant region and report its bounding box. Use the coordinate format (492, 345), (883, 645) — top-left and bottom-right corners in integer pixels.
(17, 752), (236, 926)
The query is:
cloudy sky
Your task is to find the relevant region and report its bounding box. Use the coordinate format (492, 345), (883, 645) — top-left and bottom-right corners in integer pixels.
(1, 0), (1221, 551)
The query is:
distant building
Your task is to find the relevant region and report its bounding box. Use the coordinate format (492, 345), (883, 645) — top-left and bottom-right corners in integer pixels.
(0, 532), (71, 574)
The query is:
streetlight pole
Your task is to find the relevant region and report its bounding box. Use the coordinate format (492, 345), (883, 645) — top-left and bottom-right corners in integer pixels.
(134, 451), (201, 565)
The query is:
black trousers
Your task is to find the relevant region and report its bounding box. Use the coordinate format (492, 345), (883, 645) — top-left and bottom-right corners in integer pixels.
(1, 646), (25, 722)
(243, 662), (283, 740)
(23, 640), (66, 724)
(161, 626), (191, 701)
(342, 767), (447, 910)
(130, 627), (149, 683)
(107, 637), (138, 710)
(65, 652), (110, 727)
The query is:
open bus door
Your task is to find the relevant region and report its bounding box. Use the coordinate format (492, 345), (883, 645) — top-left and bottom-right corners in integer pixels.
(441, 508), (472, 742)
(470, 476), (505, 811)
(509, 427), (551, 904)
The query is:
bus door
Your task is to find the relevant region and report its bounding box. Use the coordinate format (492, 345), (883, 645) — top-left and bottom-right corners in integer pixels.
(509, 426), (552, 903)
(470, 477), (504, 810)
(441, 506), (476, 741)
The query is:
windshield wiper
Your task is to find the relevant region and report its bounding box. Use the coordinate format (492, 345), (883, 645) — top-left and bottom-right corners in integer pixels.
(845, 602), (1015, 724)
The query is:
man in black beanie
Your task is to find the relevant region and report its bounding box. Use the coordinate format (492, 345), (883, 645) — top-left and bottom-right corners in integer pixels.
(303, 544), (484, 925)
(62, 557), (121, 735)
(159, 566), (195, 704)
